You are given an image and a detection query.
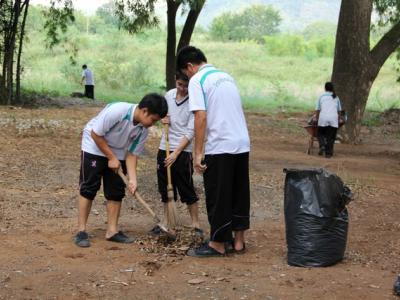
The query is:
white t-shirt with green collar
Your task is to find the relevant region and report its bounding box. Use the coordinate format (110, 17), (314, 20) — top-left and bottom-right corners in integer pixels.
(81, 102), (148, 160)
(159, 88), (194, 152)
(188, 64), (250, 155)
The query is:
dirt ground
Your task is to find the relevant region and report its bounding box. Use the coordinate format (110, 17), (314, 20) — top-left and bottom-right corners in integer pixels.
(0, 102), (399, 300)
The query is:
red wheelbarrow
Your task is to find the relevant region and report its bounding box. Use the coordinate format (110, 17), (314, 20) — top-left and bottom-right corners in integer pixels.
(304, 125), (318, 155)
(304, 112), (346, 155)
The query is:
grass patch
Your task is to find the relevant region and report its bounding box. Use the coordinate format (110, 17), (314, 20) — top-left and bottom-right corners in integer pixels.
(362, 111), (382, 127)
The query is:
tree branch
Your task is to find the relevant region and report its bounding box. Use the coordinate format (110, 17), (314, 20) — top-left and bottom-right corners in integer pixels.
(370, 21), (400, 67)
(177, 0), (205, 51)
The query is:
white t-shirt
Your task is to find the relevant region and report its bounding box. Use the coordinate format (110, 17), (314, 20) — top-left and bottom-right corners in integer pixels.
(316, 92), (342, 128)
(82, 68), (94, 86)
(81, 102), (148, 160)
(159, 89), (194, 152)
(188, 64), (250, 155)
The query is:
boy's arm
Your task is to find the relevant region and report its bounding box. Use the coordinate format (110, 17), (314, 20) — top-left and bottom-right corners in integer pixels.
(165, 137), (190, 167)
(91, 130), (120, 171)
(315, 110), (320, 120)
(125, 152), (138, 195)
(164, 113), (194, 167)
(314, 96), (321, 122)
(337, 98), (343, 124)
(193, 110), (207, 173)
(188, 77), (207, 173)
(125, 128), (148, 194)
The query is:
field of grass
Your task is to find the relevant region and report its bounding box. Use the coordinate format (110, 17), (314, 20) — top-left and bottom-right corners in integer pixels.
(21, 27), (400, 113)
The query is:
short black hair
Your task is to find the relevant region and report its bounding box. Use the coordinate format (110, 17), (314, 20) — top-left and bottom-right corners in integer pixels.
(176, 46), (207, 71)
(138, 93), (168, 118)
(175, 71), (188, 82)
(82, 64), (87, 69)
(325, 82), (337, 98)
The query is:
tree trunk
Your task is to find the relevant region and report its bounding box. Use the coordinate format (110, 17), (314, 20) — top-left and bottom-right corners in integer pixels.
(332, 0), (400, 143)
(165, 0), (206, 90)
(177, 0), (205, 51)
(16, 0), (30, 104)
(3, 0), (21, 105)
(166, 0), (180, 90)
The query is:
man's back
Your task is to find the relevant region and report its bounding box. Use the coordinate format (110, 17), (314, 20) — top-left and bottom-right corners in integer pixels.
(82, 68), (94, 86)
(189, 64), (250, 155)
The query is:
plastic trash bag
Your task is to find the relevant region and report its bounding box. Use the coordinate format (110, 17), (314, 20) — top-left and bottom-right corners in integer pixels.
(394, 275), (400, 296)
(284, 168), (353, 267)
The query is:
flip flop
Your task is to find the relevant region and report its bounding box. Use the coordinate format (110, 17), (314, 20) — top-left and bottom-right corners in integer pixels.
(106, 231), (135, 244)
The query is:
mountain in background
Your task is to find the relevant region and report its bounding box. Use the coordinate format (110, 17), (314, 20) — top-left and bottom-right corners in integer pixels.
(176, 0), (340, 31)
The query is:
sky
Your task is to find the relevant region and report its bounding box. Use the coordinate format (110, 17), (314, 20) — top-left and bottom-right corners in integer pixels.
(30, 0), (110, 15)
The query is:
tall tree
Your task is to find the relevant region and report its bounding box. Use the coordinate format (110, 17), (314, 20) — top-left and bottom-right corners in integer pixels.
(115, 0), (205, 90)
(332, 0), (400, 142)
(1, 0), (21, 105)
(16, 0), (30, 102)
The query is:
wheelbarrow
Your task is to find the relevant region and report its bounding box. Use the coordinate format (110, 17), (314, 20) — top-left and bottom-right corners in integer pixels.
(304, 111), (347, 155)
(304, 125), (318, 155)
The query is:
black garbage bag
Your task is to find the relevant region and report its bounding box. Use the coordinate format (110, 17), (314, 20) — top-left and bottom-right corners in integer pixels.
(284, 168), (353, 267)
(394, 275), (400, 296)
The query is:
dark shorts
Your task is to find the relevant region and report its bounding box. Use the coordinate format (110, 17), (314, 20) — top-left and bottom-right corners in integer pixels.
(84, 85), (94, 99)
(203, 152), (250, 242)
(79, 151), (126, 201)
(157, 149), (198, 205)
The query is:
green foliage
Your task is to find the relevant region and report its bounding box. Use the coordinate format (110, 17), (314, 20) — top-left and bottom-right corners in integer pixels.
(25, 5), (46, 32)
(374, 0), (400, 25)
(264, 34), (334, 58)
(43, 0), (75, 49)
(210, 5), (281, 43)
(114, 0), (159, 34)
(96, 1), (119, 26)
(362, 111), (382, 127)
(302, 21), (337, 40)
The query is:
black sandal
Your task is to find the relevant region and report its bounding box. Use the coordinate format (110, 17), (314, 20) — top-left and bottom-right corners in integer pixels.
(74, 231), (90, 248)
(106, 231), (135, 244)
(148, 225), (162, 236)
(187, 243), (226, 257)
(233, 242), (246, 254)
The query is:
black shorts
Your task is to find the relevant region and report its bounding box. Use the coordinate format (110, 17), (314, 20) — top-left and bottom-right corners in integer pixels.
(203, 152), (250, 242)
(79, 151), (127, 201)
(157, 149), (198, 205)
(84, 85), (94, 99)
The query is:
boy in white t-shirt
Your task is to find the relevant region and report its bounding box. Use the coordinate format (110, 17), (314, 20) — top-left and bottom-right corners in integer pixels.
(150, 72), (202, 237)
(177, 46), (251, 257)
(81, 64), (94, 99)
(75, 94), (168, 248)
(315, 82), (343, 158)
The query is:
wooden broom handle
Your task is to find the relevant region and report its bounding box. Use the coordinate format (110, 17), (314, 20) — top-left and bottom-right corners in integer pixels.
(117, 168), (159, 222)
(164, 123), (173, 187)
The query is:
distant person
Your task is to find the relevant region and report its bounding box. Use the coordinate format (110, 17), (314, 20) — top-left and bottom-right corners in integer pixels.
(150, 72), (202, 237)
(74, 94), (168, 248)
(81, 64), (95, 99)
(177, 46), (251, 257)
(315, 82), (343, 158)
